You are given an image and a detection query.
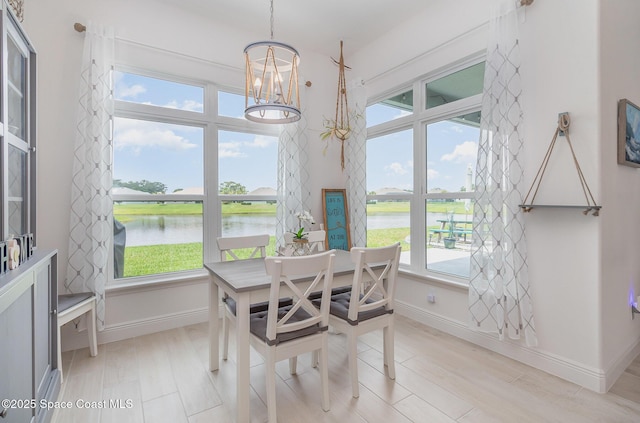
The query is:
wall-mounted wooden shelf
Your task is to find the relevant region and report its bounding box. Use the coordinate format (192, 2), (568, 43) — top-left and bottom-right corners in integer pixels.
(519, 204), (601, 215)
(522, 113), (600, 216)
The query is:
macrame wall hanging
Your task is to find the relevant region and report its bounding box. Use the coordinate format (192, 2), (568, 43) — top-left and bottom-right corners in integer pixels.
(8, 0), (24, 21)
(520, 112), (601, 215)
(321, 41), (351, 170)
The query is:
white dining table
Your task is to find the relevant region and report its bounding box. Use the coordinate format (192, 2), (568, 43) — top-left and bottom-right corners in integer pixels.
(204, 249), (358, 423)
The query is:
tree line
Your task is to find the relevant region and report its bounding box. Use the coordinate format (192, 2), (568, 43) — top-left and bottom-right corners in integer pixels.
(114, 179), (248, 195)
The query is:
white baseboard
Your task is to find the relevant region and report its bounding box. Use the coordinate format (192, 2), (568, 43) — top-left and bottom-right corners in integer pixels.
(395, 300), (611, 393)
(61, 307), (209, 352)
(62, 298), (638, 394)
(603, 336), (640, 392)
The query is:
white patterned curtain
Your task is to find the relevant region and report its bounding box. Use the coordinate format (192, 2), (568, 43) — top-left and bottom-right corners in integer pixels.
(65, 22), (115, 331)
(276, 88), (311, 248)
(468, 1), (537, 346)
(345, 79), (367, 247)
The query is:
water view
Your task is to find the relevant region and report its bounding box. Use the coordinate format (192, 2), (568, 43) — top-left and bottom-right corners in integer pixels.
(121, 212), (473, 247)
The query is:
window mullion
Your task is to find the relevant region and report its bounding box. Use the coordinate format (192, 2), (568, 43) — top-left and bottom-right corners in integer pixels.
(203, 122), (217, 264)
(411, 113), (426, 272)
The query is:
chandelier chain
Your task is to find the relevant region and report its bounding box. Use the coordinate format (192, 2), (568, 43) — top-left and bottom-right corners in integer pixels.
(270, 0), (274, 40)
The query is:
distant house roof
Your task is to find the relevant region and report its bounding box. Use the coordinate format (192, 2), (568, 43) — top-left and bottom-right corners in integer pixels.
(375, 187), (409, 195)
(248, 187), (276, 196)
(112, 187), (150, 195)
(173, 187), (204, 195)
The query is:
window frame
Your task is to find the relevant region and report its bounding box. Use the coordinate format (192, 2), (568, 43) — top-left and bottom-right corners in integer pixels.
(110, 66), (279, 285)
(366, 55), (484, 284)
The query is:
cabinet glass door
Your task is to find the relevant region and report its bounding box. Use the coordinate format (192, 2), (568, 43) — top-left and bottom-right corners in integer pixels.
(7, 144), (26, 236)
(7, 31), (27, 140)
(2, 14), (35, 242)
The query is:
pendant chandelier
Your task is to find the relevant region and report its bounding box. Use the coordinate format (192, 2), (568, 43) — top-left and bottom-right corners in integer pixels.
(244, 0), (301, 124)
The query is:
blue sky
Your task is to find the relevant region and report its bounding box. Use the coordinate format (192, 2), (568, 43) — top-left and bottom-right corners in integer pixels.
(366, 103), (479, 193)
(113, 71), (478, 194)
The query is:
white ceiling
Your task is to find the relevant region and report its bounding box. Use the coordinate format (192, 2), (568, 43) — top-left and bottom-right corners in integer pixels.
(157, 0), (431, 56)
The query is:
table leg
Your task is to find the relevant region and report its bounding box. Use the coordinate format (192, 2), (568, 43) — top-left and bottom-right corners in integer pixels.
(236, 293), (251, 423)
(209, 280), (219, 372)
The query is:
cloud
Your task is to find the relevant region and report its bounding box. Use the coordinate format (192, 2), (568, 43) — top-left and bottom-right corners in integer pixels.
(117, 84), (146, 99)
(114, 119), (199, 154)
(218, 134), (276, 159)
(246, 135), (277, 148)
(385, 162), (408, 175)
(114, 72), (146, 99)
(441, 141), (477, 163)
(163, 99), (204, 112)
(384, 159), (412, 176)
(449, 125), (464, 133)
(427, 169), (439, 180)
(219, 141), (246, 158)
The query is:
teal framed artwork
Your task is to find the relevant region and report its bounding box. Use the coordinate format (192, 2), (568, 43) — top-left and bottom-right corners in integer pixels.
(322, 189), (351, 251)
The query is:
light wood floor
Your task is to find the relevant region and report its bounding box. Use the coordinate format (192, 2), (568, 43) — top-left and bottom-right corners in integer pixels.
(53, 315), (640, 423)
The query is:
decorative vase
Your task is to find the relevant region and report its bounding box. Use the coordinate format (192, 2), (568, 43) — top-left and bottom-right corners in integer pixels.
(334, 127), (351, 140)
(291, 237), (309, 256)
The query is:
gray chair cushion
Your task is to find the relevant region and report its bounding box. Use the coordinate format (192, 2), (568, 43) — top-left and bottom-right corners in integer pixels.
(308, 286), (352, 300)
(249, 305), (328, 346)
(223, 296), (293, 315)
(313, 292), (393, 326)
(58, 292), (94, 313)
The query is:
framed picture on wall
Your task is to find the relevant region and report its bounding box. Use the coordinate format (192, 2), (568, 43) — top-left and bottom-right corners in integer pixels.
(322, 189), (351, 251)
(618, 98), (640, 167)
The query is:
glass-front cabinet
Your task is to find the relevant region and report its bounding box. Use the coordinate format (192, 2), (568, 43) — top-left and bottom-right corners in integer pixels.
(0, 7), (51, 423)
(1, 3), (35, 242)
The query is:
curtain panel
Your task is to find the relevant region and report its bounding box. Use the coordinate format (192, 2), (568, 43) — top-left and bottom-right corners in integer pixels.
(65, 22), (115, 331)
(468, 1), (537, 346)
(345, 80), (367, 248)
(276, 88), (312, 248)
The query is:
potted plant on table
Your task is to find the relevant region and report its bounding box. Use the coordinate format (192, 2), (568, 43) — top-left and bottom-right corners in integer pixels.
(292, 210), (315, 243)
(443, 213), (457, 249)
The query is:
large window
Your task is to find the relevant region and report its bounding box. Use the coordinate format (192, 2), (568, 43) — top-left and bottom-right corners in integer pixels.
(218, 128), (278, 247)
(366, 60), (484, 282)
(112, 71), (278, 282)
(113, 71), (206, 280)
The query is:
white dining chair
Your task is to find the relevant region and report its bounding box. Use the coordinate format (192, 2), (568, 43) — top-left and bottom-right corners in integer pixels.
(250, 250), (335, 422)
(217, 234), (286, 360)
(317, 243), (401, 398)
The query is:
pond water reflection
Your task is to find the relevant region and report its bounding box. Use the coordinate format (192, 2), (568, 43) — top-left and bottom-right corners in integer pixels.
(122, 212), (473, 247)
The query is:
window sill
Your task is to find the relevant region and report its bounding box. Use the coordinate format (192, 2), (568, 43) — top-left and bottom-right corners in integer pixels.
(104, 267), (469, 296)
(399, 267), (469, 291)
(106, 269), (210, 295)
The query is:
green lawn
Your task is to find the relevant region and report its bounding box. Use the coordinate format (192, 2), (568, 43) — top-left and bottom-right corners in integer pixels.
(114, 200), (470, 278)
(122, 238), (280, 278)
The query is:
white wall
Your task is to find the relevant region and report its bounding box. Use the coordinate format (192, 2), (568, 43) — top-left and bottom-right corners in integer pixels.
(23, 0), (341, 348)
(599, 0), (640, 387)
(22, 0), (640, 392)
(351, 0), (632, 392)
